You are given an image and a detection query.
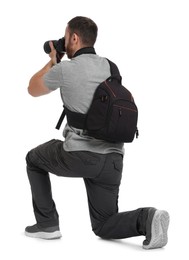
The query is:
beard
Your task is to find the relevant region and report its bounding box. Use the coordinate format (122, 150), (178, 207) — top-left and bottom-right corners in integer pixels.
(65, 38), (74, 59)
(66, 46), (72, 59)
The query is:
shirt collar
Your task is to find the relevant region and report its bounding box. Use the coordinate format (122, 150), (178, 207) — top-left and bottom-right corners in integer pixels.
(73, 47), (96, 58)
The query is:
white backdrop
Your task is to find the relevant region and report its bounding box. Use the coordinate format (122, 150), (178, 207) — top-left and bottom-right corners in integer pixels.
(0, 0), (189, 259)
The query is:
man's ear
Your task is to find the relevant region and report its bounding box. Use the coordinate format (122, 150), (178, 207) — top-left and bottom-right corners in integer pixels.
(72, 33), (79, 44)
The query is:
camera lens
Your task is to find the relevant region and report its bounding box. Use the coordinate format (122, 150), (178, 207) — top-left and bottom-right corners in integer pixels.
(43, 37), (65, 54)
(43, 40), (57, 54)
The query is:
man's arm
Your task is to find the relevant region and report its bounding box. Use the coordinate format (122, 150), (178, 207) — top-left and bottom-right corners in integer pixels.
(28, 61), (53, 97)
(28, 42), (58, 97)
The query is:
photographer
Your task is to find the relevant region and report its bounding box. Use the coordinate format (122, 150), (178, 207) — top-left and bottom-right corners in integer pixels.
(25, 16), (169, 249)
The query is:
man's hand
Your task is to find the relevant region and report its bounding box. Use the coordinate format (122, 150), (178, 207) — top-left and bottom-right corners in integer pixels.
(49, 41), (58, 65)
(49, 41), (65, 64)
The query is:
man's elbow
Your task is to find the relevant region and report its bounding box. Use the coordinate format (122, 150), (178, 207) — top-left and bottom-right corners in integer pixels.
(28, 86), (38, 97)
(27, 84), (51, 97)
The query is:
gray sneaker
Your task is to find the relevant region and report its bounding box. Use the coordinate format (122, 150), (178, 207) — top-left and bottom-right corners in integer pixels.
(25, 224), (62, 240)
(143, 208), (170, 249)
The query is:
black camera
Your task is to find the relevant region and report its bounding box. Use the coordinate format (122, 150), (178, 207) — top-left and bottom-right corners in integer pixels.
(43, 37), (66, 54)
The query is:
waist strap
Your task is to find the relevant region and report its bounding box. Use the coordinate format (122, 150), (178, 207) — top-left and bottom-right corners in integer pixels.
(56, 106), (86, 130)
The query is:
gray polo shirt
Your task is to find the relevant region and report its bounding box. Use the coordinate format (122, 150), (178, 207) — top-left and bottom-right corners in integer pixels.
(44, 53), (124, 155)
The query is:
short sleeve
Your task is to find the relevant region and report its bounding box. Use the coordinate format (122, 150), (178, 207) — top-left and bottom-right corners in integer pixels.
(43, 63), (63, 91)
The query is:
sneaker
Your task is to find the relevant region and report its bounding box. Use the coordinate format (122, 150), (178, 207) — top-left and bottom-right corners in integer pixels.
(143, 208), (170, 249)
(25, 224), (62, 240)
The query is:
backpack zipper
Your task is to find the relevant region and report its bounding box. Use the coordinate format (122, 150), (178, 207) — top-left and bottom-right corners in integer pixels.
(113, 104), (137, 113)
(104, 80), (116, 98)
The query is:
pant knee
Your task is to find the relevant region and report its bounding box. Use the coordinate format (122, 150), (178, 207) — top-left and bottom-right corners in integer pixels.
(92, 227), (102, 237)
(92, 226), (109, 239)
(91, 220), (108, 239)
(25, 149), (35, 168)
(25, 150), (30, 164)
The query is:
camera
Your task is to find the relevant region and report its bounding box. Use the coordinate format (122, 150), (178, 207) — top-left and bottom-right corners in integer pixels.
(43, 37), (66, 54)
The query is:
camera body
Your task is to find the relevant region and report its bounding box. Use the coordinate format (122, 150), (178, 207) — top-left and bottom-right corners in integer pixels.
(43, 37), (66, 54)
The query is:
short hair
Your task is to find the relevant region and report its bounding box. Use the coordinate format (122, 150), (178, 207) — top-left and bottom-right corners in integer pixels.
(68, 16), (98, 46)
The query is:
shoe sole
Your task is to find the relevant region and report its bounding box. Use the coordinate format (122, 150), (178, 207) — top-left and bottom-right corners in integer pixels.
(143, 210), (170, 249)
(25, 230), (62, 240)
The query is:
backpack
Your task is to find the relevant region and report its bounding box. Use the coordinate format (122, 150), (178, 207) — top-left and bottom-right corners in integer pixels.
(56, 59), (139, 143)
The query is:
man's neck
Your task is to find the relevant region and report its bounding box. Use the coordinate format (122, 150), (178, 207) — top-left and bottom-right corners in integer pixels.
(73, 47), (96, 58)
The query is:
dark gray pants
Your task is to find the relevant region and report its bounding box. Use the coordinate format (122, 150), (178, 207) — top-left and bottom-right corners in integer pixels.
(26, 139), (149, 239)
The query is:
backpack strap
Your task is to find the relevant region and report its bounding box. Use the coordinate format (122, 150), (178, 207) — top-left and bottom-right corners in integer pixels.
(55, 59), (121, 130)
(55, 106), (86, 130)
(106, 59), (122, 84)
(55, 108), (66, 130)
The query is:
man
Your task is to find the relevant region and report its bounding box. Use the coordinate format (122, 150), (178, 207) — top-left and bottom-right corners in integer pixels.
(25, 16), (169, 249)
